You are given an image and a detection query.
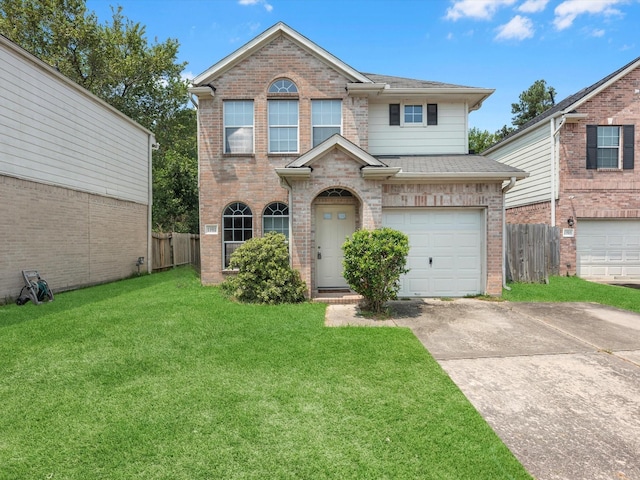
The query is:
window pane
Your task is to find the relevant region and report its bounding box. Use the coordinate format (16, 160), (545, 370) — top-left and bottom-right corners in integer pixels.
(269, 100), (298, 126)
(597, 149), (619, 168)
(312, 100), (341, 125)
(404, 105), (423, 123)
(313, 127), (340, 146)
(225, 127), (253, 153)
(270, 127), (298, 152)
(598, 126), (619, 147)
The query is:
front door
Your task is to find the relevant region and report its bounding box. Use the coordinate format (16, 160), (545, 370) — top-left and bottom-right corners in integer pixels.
(315, 205), (356, 289)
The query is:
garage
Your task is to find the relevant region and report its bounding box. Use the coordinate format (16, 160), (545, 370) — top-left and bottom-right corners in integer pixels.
(382, 208), (484, 297)
(577, 220), (640, 280)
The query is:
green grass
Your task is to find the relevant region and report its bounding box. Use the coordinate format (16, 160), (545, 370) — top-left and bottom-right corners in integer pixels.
(504, 275), (640, 313)
(1, 268), (530, 479)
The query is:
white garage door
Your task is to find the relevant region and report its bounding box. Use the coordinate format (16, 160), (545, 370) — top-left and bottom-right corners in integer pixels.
(382, 209), (484, 297)
(577, 220), (640, 280)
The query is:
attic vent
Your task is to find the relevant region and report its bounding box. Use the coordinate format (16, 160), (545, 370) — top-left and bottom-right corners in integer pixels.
(204, 224), (218, 235)
(318, 188), (353, 197)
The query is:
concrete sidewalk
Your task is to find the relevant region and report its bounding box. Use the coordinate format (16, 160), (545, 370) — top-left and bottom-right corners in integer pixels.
(325, 299), (640, 480)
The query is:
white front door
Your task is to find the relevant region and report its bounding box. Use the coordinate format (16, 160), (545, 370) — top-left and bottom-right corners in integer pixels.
(316, 205), (356, 289)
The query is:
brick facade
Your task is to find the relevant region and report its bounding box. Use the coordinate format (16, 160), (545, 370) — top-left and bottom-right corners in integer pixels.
(196, 30), (509, 297)
(507, 66), (640, 276)
(0, 175), (148, 302)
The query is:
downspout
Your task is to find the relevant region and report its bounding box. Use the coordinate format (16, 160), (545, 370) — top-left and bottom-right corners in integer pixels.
(278, 176), (294, 265)
(147, 134), (156, 273)
(549, 115), (566, 227)
(502, 176), (517, 290)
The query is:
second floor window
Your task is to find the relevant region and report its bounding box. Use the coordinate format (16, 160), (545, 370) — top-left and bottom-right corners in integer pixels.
(587, 125), (634, 170)
(404, 105), (423, 124)
(224, 101), (254, 154)
(268, 99), (298, 153)
(312, 100), (342, 147)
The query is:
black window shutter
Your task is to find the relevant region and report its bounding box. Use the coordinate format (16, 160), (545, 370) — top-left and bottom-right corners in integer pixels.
(427, 104), (438, 125)
(623, 125), (634, 169)
(586, 125), (597, 169)
(389, 104), (400, 125)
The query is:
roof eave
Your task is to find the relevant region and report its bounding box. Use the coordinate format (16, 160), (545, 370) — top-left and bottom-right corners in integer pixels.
(387, 171), (528, 182)
(193, 22), (371, 86)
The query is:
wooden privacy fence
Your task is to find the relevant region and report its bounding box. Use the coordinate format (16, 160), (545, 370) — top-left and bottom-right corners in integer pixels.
(505, 224), (560, 283)
(152, 233), (200, 272)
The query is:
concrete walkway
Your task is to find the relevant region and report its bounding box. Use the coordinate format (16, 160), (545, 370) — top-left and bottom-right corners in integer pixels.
(325, 299), (640, 480)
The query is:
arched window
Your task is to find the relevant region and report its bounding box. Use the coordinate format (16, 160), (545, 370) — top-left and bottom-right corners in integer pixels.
(268, 79), (299, 153)
(263, 202), (289, 238)
(318, 188), (353, 197)
(223, 202), (252, 267)
(268, 79), (298, 93)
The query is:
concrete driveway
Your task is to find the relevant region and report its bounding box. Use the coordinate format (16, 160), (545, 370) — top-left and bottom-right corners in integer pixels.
(325, 299), (640, 480)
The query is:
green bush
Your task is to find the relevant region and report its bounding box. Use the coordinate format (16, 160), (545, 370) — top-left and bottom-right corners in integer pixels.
(342, 227), (410, 314)
(220, 232), (307, 304)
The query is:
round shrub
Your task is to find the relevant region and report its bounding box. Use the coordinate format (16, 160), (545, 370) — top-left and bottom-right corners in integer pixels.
(342, 227), (410, 314)
(220, 232), (307, 304)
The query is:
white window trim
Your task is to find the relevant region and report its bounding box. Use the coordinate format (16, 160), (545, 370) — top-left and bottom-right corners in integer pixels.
(223, 100), (255, 154)
(268, 99), (300, 154)
(597, 125), (623, 169)
(311, 99), (343, 147)
(400, 102), (426, 127)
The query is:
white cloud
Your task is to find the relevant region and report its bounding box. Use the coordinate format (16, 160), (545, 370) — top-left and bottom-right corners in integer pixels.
(518, 0), (550, 13)
(445, 0), (516, 20)
(238, 0), (273, 12)
(554, 0), (624, 30)
(591, 28), (606, 37)
(447, 32), (454, 40)
(495, 15), (535, 40)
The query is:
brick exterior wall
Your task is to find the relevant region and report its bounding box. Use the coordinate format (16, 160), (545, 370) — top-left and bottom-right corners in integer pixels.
(197, 36), (368, 286)
(0, 175), (148, 303)
(196, 34), (506, 297)
(507, 66), (640, 276)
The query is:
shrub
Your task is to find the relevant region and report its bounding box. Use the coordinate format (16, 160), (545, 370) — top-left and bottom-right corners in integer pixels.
(220, 232), (307, 304)
(342, 227), (410, 314)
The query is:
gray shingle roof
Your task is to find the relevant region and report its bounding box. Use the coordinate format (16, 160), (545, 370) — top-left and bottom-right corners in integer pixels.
(378, 154), (526, 176)
(490, 55), (640, 149)
(362, 73), (478, 89)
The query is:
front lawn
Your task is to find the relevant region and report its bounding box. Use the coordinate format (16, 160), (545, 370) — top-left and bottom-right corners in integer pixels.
(1, 268), (530, 479)
(504, 275), (640, 313)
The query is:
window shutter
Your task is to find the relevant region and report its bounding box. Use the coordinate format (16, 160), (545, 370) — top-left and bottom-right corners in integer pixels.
(623, 125), (634, 169)
(389, 104), (400, 126)
(427, 104), (438, 125)
(586, 125), (597, 169)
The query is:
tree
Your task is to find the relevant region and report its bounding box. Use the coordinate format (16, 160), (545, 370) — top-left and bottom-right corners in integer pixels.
(0, 0), (198, 233)
(468, 127), (499, 153)
(342, 228), (410, 315)
(511, 79), (556, 128)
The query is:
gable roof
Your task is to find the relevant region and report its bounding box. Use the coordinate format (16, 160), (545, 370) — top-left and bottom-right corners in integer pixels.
(191, 23), (494, 111)
(485, 55), (640, 153)
(193, 22), (371, 85)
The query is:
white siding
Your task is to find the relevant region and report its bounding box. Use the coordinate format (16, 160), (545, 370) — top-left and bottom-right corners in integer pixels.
(368, 101), (467, 155)
(0, 40), (150, 205)
(485, 124), (551, 208)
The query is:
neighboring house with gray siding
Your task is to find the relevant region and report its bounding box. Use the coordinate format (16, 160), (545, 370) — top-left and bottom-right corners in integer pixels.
(189, 22), (526, 299)
(485, 57), (640, 281)
(0, 34), (154, 302)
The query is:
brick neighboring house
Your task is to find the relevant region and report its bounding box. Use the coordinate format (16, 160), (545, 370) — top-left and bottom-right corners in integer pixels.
(485, 57), (640, 281)
(189, 22), (526, 298)
(0, 34), (154, 302)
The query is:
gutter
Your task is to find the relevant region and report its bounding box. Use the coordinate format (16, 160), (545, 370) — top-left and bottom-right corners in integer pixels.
(501, 176), (517, 291)
(550, 115), (567, 226)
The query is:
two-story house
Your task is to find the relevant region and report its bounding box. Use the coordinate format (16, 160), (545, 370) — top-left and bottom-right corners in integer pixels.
(485, 57), (640, 282)
(189, 22), (526, 299)
(0, 34), (153, 302)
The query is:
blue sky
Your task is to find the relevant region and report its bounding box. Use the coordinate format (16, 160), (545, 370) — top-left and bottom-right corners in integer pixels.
(86, 0), (640, 132)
